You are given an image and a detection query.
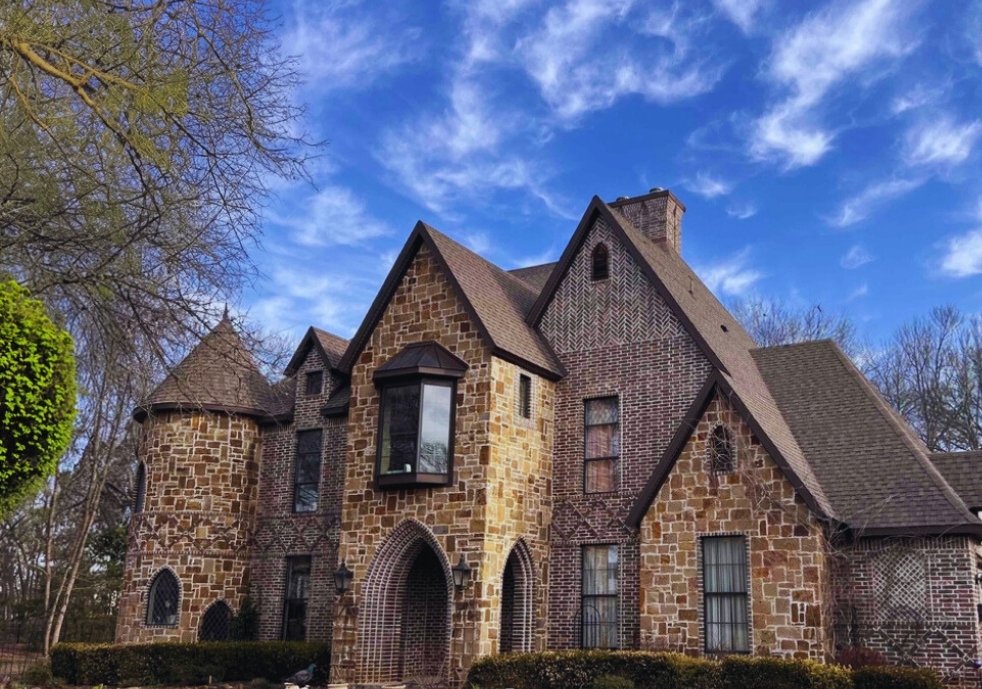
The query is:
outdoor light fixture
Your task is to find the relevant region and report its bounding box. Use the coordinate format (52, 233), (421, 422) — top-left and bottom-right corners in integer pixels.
(333, 559), (353, 595)
(452, 554), (472, 589)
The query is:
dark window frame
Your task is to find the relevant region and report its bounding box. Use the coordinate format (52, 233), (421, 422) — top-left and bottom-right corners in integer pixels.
(701, 535), (750, 654)
(583, 396), (620, 494)
(134, 461), (147, 513)
(199, 600), (232, 641)
(581, 544), (620, 649)
(145, 569), (180, 627)
(304, 370), (324, 396)
(519, 374), (532, 419)
(591, 243), (610, 281)
(374, 376), (457, 489)
(282, 555), (311, 641)
(710, 425), (735, 473)
(293, 429), (322, 513)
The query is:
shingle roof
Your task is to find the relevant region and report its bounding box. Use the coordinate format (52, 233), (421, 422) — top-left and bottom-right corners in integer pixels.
(508, 262), (557, 293)
(337, 222), (564, 380)
(322, 384), (350, 417)
(284, 325), (349, 376)
(754, 341), (981, 535)
(374, 341), (469, 380)
(137, 317), (277, 420)
(930, 451), (982, 512)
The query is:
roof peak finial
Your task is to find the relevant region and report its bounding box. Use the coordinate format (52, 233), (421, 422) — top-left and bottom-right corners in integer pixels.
(222, 302), (230, 321)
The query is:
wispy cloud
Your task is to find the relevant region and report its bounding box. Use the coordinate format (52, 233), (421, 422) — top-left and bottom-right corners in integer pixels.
(726, 201), (758, 219)
(940, 229), (982, 278)
(841, 244), (874, 269)
(890, 82), (948, 115)
(268, 185), (390, 247)
(827, 177), (924, 227)
(284, 1), (421, 90)
(847, 283), (870, 301)
(711, 0), (766, 33)
(903, 117), (982, 167)
(685, 172), (733, 198)
(697, 249), (763, 296)
(515, 0), (724, 121)
(750, 0), (918, 168)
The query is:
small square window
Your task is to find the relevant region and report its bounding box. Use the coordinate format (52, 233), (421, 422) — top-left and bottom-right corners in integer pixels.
(305, 370), (323, 396)
(519, 374), (532, 419)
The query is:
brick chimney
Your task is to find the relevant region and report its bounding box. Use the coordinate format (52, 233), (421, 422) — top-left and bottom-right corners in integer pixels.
(609, 187), (685, 253)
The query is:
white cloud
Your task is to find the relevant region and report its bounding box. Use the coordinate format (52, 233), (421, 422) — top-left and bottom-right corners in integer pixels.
(941, 229), (982, 278)
(515, 0), (723, 121)
(697, 249), (763, 297)
(903, 117), (982, 167)
(726, 201), (758, 219)
(684, 172), (733, 199)
(840, 245), (874, 269)
(750, 0), (918, 168)
(268, 185), (390, 247)
(284, 1), (420, 90)
(711, 0), (766, 33)
(827, 177), (924, 227)
(847, 283), (870, 301)
(890, 82), (948, 115)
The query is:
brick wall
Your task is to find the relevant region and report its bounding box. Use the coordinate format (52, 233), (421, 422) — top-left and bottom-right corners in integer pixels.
(639, 393), (832, 660)
(538, 215), (711, 649)
(116, 411), (260, 643)
(832, 536), (982, 686)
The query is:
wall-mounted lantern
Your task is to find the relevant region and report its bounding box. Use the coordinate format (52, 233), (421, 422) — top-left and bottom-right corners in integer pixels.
(452, 554), (472, 589)
(334, 559), (353, 595)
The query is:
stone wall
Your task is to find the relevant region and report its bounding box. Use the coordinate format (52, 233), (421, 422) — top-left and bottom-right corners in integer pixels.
(832, 536), (982, 686)
(116, 411), (260, 643)
(251, 346), (346, 642)
(638, 393), (832, 660)
(538, 214), (711, 649)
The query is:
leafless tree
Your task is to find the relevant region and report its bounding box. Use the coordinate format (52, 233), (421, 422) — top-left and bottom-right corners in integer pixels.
(731, 297), (867, 362)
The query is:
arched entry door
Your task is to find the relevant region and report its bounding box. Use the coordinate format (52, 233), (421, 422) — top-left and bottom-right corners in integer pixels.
(499, 540), (534, 653)
(358, 520), (453, 685)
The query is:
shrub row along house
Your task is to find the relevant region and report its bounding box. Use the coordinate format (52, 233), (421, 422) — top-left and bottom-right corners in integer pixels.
(116, 190), (982, 687)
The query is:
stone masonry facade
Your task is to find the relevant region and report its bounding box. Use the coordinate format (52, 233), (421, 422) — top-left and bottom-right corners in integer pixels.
(118, 189), (982, 687)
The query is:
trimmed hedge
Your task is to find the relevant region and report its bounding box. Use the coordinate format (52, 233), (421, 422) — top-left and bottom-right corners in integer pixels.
(50, 641), (329, 686)
(466, 651), (941, 689)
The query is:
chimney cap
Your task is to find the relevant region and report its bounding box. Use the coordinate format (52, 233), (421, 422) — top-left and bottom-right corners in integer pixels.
(649, 186), (665, 193)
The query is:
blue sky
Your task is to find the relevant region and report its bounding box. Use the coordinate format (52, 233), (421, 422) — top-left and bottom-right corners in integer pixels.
(244, 0), (982, 347)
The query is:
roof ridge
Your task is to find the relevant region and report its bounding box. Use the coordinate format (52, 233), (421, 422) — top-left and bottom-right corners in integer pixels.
(822, 341), (979, 527)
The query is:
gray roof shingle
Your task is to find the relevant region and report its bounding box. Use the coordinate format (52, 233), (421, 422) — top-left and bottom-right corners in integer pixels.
(930, 451), (982, 512)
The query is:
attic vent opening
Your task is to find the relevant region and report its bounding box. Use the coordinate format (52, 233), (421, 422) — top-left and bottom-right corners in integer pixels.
(591, 244), (609, 281)
(720, 324), (729, 333)
(709, 425), (735, 473)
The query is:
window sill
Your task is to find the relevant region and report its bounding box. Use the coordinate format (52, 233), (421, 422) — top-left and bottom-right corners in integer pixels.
(376, 471), (450, 489)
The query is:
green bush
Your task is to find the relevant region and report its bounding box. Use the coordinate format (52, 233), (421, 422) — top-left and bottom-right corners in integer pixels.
(50, 640), (329, 686)
(466, 650), (938, 689)
(22, 660), (55, 687)
(853, 666), (943, 689)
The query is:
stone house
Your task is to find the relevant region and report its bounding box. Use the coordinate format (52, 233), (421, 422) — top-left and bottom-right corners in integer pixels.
(116, 190), (982, 686)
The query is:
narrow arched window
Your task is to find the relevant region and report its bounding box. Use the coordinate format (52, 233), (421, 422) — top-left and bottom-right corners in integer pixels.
(710, 425), (734, 473)
(591, 244), (609, 281)
(134, 461), (147, 513)
(146, 569), (180, 626)
(200, 600), (232, 641)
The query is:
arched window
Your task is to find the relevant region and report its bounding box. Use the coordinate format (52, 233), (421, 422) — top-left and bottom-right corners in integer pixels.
(591, 244), (609, 281)
(146, 569), (180, 626)
(710, 425), (734, 473)
(199, 600), (232, 641)
(134, 461), (147, 513)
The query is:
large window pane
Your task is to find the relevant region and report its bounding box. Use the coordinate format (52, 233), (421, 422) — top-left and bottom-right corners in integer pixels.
(419, 383), (452, 473)
(283, 556), (311, 641)
(585, 398), (619, 493)
(293, 429), (322, 513)
(702, 536), (749, 653)
(582, 545), (619, 649)
(380, 384), (420, 473)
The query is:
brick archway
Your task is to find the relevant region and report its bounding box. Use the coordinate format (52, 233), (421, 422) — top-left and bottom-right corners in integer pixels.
(357, 520), (454, 684)
(499, 539), (534, 653)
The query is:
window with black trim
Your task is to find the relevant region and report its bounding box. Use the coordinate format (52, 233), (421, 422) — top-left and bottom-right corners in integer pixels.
(702, 535), (749, 653)
(377, 380), (455, 486)
(519, 374), (532, 419)
(592, 244), (609, 280)
(585, 397), (619, 493)
(582, 545), (619, 648)
(199, 600), (232, 641)
(710, 425), (734, 473)
(293, 429), (322, 513)
(304, 370), (324, 396)
(282, 556), (311, 641)
(146, 569), (180, 626)
(134, 461), (147, 513)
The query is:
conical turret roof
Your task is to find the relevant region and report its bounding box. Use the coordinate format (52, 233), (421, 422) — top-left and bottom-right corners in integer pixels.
(135, 317), (276, 420)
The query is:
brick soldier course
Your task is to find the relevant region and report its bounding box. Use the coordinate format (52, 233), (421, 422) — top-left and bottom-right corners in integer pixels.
(119, 189), (982, 686)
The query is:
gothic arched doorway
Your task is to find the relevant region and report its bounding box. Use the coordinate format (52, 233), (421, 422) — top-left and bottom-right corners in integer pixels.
(358, 520), (453, 685)
(499, 540), (534, 653)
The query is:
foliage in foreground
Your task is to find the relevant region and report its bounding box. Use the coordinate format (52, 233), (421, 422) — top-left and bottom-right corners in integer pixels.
(50, 641), (330, 686)
(0, 280), (75, 516)
(466, 650), (943, 689)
